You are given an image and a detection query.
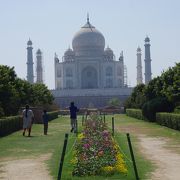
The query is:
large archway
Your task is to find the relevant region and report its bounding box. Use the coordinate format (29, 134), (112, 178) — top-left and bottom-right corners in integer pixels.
(81, 66), (98, 89)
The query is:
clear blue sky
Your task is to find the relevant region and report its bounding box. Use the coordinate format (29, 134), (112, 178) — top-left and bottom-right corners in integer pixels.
(0, 0), (180, 89)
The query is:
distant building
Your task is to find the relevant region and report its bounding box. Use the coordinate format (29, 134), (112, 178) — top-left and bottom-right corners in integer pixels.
(26, 39), (34, 83)
(144, 36), (152, 84)
(136, 47), (143, 85)
(52, 16), (133, 108)
(36, 49), (43, 83)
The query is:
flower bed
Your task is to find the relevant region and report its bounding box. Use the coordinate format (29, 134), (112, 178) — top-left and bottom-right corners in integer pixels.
(71, 113), (127, 176)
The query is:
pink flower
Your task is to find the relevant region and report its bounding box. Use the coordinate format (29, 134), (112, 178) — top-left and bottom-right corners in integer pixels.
(83, 143), (90, 149)
(102, 130), (109, 136)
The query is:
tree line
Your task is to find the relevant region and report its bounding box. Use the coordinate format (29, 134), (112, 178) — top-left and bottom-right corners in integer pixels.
(0, 65), (54, 117)
(125, 63), (180, 121)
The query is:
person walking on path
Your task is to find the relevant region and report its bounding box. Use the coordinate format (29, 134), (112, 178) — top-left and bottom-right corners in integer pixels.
(69, 102), (79, 133)
(42, 110), (49, 135)
(22, 105), (34, 137)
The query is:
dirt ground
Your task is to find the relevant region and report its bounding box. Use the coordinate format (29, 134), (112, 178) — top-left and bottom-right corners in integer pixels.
(117, 126), (180, 180)
(0, 155), (52, 180)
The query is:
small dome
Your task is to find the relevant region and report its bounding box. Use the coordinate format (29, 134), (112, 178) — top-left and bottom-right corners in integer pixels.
(104, 46), (113, 55)
(145, 36), (150, 42)
(27, 39), (32, 45)
(36, 49), (42, 54)
(72, 17), (105, 57)
(64, 48), (75, 56)
(137, 46), (141, 52)
(64, 48), (75, 61)
(104, 46), (114, 61)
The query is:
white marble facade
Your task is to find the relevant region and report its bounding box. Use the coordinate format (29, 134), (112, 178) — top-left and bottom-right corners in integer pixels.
(54, 17), (124, 90)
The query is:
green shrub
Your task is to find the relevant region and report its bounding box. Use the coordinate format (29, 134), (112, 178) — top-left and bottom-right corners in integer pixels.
(47, 110), (59, 121)
(142, 97), (174, 122)
(174, 106), (180, 114)
(0, 105), (4, 118)
(0, 115), (22, 137)
(156, 113), (180, 130)
(126, 109), (145, 120)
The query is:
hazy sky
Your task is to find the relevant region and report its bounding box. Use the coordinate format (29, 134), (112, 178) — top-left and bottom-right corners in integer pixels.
(0, 0), (180, 89)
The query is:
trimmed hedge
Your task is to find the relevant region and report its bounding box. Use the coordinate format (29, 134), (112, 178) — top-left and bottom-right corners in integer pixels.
(142, 97), (173, 122)
(126, 109), (145, 120)
(156, 113), (180, 131)
(47, 110), (59, 121)
(0, 110), (59, 137)
(174, 106), (180, 114)
(0, 115), (22, 137)
(126, 109), (180, 131)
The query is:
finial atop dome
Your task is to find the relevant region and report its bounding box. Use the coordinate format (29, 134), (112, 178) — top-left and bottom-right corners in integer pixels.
(27, 38), (32, 45)
(36, 49), (42, 54)
(145, 36), (150, 42)
(137, 46), (141, 52)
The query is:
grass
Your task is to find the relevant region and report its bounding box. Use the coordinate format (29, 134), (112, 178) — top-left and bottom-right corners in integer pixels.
(0, 115), (72, 179)
(0, 114), (179, 179)
(112, 114), (180, 147)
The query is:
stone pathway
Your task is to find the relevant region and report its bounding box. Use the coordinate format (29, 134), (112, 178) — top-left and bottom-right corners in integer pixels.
(0, 155), (52, 180)
(138, 135), (180, 180)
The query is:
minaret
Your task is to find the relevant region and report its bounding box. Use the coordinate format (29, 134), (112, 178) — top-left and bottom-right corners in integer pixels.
(54, 53), (59, 90)
(27, 39), (34, 83)
(144, 36), (152, 84)
(36, 49), (43, 83)
(137, 47), (143, 84)
(119, 51), (125, 87)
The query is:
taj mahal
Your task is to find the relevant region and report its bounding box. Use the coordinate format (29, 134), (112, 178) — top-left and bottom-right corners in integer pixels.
(26, 16), (152, 108)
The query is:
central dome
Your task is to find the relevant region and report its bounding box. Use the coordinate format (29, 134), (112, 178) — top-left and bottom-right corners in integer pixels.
(72, 17), (105, 56)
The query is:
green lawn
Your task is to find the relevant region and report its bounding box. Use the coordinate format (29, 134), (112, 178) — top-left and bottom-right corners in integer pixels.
(1, 114), (179, 179)
(0, 116), (71, 178)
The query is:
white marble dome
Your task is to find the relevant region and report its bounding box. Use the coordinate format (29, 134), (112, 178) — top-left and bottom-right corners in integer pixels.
(104, 46), (113, 55)
(72, 18), (105, 56)
(104, 46), (114, 60)
(64, 47), (75, 61)
(64, 47), (74, 56)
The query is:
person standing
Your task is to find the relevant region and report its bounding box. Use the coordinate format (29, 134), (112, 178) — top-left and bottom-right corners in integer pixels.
(42, 110), (49, 135)
(22, 105), (34, 137)
(69, 102), (79, 133)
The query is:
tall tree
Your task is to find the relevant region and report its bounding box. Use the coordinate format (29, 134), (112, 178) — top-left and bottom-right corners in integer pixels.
(0, 66), (19, 115)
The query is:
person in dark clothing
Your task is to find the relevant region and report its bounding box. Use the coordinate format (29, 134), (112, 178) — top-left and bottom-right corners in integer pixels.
(42, 110), (49, 135)
(69, 102), (79, 133)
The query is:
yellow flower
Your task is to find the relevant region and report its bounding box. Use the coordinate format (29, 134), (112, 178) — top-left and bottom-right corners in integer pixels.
(70, 157), (78, 165)
(115, 164), (128, 173)
(114, 152), (128, 174)
(78, 133), (84, 140)
(101, 166), (114, 173)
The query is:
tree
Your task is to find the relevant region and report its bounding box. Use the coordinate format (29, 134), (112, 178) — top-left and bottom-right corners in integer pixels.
(127, 84), (146, 109)
(0, 65), (20, 115)
(142, 97), (174, 121)
(0, 65), (54, 116)
(160, 63), (180, 105)
(31, 83), (54, 106)
(108, 98), (120, 107)
(126, 63), (180, 111)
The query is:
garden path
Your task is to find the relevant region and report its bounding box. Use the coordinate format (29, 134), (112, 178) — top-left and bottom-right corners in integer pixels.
(117, 126), (180, 180)
(0, 154), (52, 180)
(139, 135), (180, 180)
